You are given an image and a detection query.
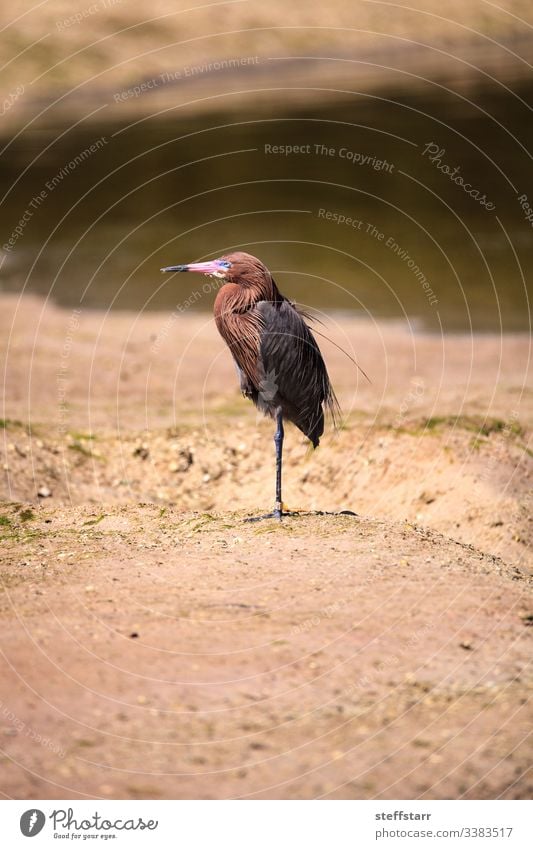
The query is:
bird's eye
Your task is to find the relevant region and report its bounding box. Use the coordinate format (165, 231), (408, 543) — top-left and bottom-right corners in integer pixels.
(219, 260), (231, 268)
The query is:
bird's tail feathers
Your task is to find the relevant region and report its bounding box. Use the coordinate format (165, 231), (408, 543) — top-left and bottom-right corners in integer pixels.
(305, 440), (318, 457)
(325, 385), (341, 430)
(296, 306), (371, 386)
(313, 327), (372, 386)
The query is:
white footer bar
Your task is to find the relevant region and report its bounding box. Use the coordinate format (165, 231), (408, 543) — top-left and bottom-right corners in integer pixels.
(3, 799), (531, 848)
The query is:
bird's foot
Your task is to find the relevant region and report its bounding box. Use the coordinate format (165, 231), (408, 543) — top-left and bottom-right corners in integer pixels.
(313, 509), (358, 517)
(244, 505), (358, 522)
(244, 502), (299, 522)
(244, 511), (282, 523)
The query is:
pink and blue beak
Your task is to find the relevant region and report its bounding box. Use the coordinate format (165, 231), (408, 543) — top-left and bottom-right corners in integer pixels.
(160, 259), (228, 274)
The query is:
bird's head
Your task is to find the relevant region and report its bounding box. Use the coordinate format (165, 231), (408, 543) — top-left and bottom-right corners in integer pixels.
(161, 251), (271, 288)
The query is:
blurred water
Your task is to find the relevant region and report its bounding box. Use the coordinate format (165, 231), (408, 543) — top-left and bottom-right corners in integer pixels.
(1, 83), (532, 331)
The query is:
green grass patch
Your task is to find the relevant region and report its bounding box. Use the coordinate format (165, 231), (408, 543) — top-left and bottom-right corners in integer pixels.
(185, 514), (217, 532)
(0, 418), (25, 431)
(394, 415), (524, 438)
(68, 441), (94, 457)
(68, 440), (104, 459)
(424, 415), (523, 436)
(82, 514), (105, 527)
(0, 507), (35, 529)
(69, 431), (96, 441)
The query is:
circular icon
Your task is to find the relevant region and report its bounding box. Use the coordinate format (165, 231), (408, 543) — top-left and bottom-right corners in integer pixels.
(20, 810), (46, 837)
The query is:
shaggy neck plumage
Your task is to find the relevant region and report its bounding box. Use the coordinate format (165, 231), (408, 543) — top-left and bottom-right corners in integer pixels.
(215, 274), (282, 316)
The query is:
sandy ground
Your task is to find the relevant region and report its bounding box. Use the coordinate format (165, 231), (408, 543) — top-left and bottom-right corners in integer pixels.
(0, 293), (532, 799)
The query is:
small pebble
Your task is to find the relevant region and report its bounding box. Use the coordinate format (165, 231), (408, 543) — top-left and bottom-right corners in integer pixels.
(133, 445), (149, 460)
(99, 785), (114, 795)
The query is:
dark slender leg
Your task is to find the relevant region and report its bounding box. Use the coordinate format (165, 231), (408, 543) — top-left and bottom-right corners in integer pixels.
(273, 407), (284, 519)
(244, 408), (358, 522)
(245, 407), (288, 522)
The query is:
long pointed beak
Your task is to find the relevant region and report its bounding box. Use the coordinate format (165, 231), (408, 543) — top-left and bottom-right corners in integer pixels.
(160, 261), (222, 274)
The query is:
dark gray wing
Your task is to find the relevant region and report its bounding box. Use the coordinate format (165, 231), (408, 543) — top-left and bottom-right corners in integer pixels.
(255, 299), (338, 446)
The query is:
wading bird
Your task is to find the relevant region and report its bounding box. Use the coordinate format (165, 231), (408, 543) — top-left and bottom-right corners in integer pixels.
(161, 252), (339, 520)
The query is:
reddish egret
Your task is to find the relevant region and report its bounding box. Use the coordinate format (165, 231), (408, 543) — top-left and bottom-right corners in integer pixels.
(161, 251), (339, 520)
